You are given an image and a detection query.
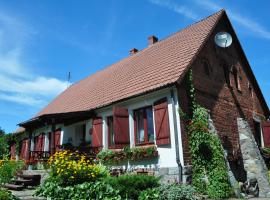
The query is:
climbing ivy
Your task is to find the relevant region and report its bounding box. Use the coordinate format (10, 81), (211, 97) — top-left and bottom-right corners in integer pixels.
(183, 70), (231, 198)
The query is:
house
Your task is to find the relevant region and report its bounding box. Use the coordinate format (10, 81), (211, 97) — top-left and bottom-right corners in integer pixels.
(15, 10), (269, 183)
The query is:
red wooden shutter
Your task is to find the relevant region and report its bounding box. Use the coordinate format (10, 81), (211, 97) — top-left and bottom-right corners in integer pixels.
(42, 134), (45, 151)
(38, 136), (41, 151)
(154, 98), (171, 145)
(113, 107), (130, 147)
(92, 117), (103, 147)
(54, 129), (61, 151)
(21, 139), (29, 160)
(37, 134), (44, 151)
(39, 134), (45, 151)
(262, 121), (270, 147)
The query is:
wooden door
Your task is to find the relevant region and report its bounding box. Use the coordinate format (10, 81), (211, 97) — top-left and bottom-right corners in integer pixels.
(262, 121), (270, 147)
(20, 139), (29, 160)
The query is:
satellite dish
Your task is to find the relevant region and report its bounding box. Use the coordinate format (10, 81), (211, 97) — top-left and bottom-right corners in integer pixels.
(214, 32), (232, 48)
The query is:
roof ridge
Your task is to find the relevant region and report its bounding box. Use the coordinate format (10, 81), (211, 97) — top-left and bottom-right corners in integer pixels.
(32, 9), (226, 119)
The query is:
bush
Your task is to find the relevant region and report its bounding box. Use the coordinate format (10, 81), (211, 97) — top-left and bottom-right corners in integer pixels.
(0, 159), (23, 185)
(138, 188), (160, 200)
(105, 174), (160, 199)
(35, 178), (120, 200)
(0, 188), (19, 200)
(48, 150), (108, 186)
(157, 184), (199, 200)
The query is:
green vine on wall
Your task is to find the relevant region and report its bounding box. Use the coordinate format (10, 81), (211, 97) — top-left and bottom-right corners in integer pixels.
(182, 69), (231, 199)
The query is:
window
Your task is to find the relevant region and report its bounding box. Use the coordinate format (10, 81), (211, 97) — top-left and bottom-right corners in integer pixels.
(223, 64), (231, 86)
(233, 66), (241, 91)
(107, 116), (115, 148)
(203, 59), (211, 76)
(134, 106), (154, 145)
(248, 82), (253, 98)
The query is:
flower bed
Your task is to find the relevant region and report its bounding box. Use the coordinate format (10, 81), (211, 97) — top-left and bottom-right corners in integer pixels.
(35, 150), (166, 200)
(47, 150), (108, 186)
(97, 146), (158, 164)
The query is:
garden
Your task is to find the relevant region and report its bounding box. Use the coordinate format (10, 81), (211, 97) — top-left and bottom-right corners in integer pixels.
(33, 100), (234, 200)
(0, 128), (23, 200)
(34, 150), (201, 200)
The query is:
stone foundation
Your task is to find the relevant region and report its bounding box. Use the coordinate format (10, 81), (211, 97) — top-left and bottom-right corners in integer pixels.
(154, 167), (181, 183)
(237, 118), (270, 197)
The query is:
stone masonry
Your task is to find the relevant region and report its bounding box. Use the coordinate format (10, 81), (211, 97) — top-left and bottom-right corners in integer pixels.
(237, 118), (270, 197)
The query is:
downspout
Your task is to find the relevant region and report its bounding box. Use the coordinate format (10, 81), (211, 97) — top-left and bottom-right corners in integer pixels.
(170, 88), (183, 183)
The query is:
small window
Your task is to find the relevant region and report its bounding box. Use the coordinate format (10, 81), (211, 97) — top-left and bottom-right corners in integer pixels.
(233, 66), (241, 91)
(134, 106), (154, 145)
(107, 116), (115, 148)
(223, 64), (231, 86)
(248, 82), (253, 98)
(202, 59), (211, 76)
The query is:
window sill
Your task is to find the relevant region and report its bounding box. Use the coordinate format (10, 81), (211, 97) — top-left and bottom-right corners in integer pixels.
(108, 144), (128, 150)
(135, 142), (155, 147)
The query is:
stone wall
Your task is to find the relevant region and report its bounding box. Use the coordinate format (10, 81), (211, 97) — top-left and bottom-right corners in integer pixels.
(238, 118), (270, 197)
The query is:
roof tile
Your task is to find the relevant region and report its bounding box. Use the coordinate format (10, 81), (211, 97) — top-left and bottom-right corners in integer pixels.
(37, 10), (224, 117)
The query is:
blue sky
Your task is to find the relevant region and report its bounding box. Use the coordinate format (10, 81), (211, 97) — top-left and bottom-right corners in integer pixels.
(0, 0), (269, 133)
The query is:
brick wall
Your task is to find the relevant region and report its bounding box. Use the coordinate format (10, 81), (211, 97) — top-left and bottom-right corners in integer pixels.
(178, 15), (267, 166)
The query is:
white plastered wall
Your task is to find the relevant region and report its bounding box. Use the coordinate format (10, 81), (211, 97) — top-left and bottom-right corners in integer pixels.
(31, 87), (184, 169)
(95, 87), (184, 169)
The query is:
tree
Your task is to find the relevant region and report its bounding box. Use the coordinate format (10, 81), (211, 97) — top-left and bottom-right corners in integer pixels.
(0, 127), (9, 159)
(0, 127), (4, 136)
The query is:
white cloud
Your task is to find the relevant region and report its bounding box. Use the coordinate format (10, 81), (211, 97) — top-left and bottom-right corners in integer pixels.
(149, 0), (199, 20)
(0, 75), (68, 97)
(0, 93), (45, 106)
(0, 11), (68, 107)
(195, 0), (270, 40)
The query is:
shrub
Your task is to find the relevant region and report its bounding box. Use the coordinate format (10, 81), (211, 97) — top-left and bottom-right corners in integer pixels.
(158, 184), (199, 200)
(0, 188), (19, 200)
(0, 159), (23, 185)
(35, 178), (120, 200)
(48, 150), (108, 186)
(138, 188), (160, 200)
(105, 174), (160, 199)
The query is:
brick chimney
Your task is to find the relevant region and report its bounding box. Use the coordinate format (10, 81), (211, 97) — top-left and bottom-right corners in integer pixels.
(129, 48), (138, 55)
(148, 35), (158, 46)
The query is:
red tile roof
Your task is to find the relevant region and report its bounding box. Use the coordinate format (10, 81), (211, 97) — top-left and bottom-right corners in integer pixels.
(13, 127), (25, 135)
(37, 10), (224, 117)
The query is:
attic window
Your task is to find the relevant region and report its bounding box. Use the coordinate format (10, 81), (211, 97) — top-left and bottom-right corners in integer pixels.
(248, 82), (253, 98)
(233, 66), (241, 91)
(223, 64), (231, 86)
(202, 59), (211, 76)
